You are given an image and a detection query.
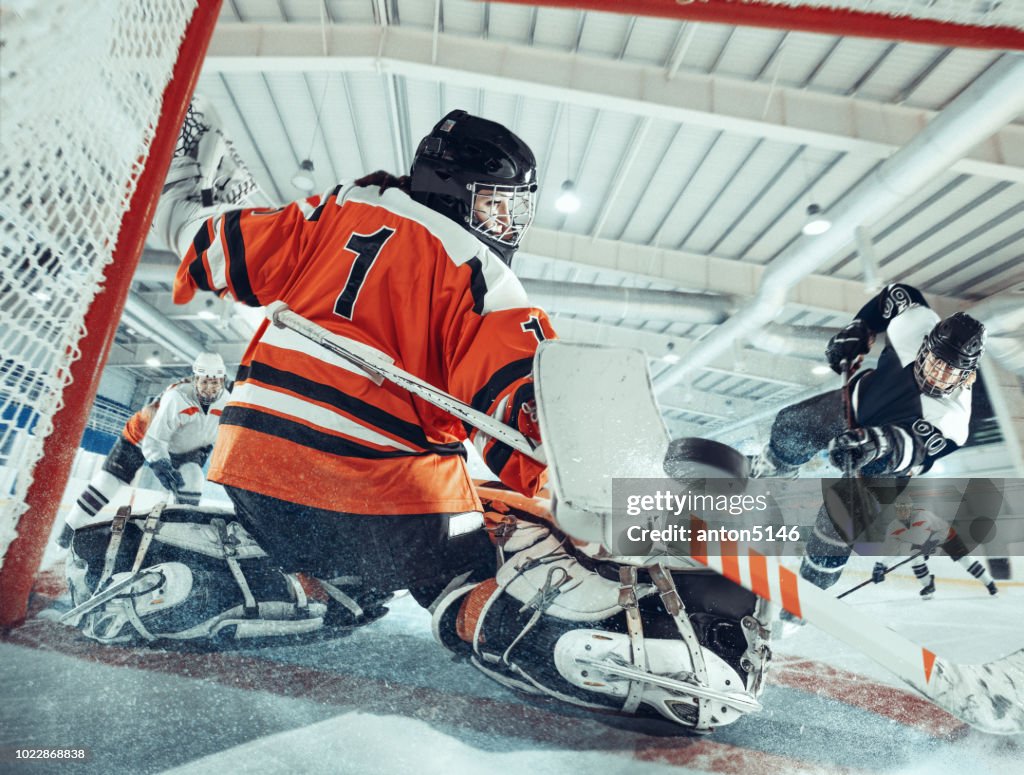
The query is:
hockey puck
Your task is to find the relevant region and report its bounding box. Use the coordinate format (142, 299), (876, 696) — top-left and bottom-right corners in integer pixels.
(987, 557), (1011, 580)
(663, 438), (748, 482)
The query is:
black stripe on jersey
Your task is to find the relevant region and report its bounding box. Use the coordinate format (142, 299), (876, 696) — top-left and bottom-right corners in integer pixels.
(186, 224), (215, 292)
(484, 437), (515, 477)
(224, 211), (258, 306)
(466, 258), (488, 315)
(221, 405), (418, 460)
(469, 358), (533, 416)
(308, 185), (342, 222)
(243, 360), (437, 452)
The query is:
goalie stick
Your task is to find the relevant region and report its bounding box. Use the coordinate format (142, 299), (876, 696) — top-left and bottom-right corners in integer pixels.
(689, 533), (1024, 734)
(532, 340), (1024, 735)
(266, 302), (545, 465)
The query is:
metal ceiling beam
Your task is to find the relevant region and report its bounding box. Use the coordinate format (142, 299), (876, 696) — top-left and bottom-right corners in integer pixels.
(203, 24), (1024, 183)
(105, 341), (246, 369)
(122, 293), (205, 361)
(516, 227), (962, 319)
(550, 317), (834, 388)
(522, 279), (732, 324)
(654, 53), (1024, 393)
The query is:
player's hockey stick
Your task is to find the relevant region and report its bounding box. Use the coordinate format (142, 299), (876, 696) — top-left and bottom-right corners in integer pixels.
(836, 551), (926, 600)
(266, 302), (545, 465)
(688, 524), (1024, 734)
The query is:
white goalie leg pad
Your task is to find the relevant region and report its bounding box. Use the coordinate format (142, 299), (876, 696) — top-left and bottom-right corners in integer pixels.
(77, 563), (194, 644)
(436, 536), (762, 732)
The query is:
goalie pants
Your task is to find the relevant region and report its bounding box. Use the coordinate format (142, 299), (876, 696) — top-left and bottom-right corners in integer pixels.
(224, 485), (495, 612)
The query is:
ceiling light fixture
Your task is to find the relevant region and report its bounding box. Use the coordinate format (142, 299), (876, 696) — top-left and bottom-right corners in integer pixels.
(802, 203), (832, 236)
(145, 352), (161, 368)
(291, 159), (316, 193)
(812, 364), (832, 375)
(555, 180), (581, 214)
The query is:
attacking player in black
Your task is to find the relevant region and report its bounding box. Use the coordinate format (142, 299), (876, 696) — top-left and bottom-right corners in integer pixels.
(749, 283), (987, 590)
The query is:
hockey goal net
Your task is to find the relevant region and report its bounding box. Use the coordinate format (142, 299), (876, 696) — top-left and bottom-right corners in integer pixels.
(0, 0), (221, 626)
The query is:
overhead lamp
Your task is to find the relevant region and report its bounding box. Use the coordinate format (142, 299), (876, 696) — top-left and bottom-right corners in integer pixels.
(291, 159), (316, 193)
(554, 180), (581, 214)
(802, 203), (832, 236)
(145, 352), (161, 367)
(661, 352), (681, 365)
(197, 300), (217, 320)
(812, 364), (832, 376)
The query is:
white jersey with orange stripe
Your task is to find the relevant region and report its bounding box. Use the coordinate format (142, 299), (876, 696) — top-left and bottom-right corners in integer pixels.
(140, 380), (230, 463)
(879, 509), (952, 557)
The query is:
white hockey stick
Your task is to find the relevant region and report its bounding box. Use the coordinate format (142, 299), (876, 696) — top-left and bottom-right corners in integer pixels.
(689, 524), (1024, 735)
(265, 302), (545, 465)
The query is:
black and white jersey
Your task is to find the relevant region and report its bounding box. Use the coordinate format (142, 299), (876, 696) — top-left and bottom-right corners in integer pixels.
(849, 284), (972, 476)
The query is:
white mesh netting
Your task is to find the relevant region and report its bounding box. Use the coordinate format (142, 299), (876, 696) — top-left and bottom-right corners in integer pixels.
(759, 0), (1024, 30)
(0, 0), (199, 568)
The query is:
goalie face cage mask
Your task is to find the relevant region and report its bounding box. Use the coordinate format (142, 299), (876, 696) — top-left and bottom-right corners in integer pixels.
(467, 182), (535, 252)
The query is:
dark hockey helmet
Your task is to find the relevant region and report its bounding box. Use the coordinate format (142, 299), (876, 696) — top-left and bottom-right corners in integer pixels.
(410, 109), (537, 266)
(914, 312), (986, 397)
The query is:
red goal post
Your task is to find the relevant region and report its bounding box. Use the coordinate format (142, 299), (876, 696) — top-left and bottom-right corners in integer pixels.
(517, 0), (1024, 50)
(0, 0), (223, 629)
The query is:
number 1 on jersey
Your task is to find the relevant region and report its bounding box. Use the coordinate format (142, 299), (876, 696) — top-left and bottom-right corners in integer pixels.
(333, 227), (396, 320)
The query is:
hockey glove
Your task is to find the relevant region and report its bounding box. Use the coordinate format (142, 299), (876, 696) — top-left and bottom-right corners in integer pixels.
(828, 426), (892, 472)
(825, 319), (872, 374)
(151, 459), (185, 494)
(872, 561), (887, 584)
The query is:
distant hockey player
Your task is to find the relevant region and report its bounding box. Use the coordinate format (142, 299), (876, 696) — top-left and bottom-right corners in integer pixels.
(749, 283), (987, 590)
(156, 103), (552, 626)
(57, 352), (229, 546)
(872, 495), (998, 599)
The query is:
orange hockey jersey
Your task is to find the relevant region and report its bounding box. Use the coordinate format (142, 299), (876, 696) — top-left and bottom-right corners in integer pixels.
(172, 183), (554, 515)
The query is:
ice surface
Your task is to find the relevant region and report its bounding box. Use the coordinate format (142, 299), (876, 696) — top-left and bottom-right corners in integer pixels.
(1, 568), (1021, 775)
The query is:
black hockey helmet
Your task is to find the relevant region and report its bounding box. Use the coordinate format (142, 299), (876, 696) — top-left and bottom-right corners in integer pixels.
(914, 312), (986, 397)
(410, 109), (537, 266)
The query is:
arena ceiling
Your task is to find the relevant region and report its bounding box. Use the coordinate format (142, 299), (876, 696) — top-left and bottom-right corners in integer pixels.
(112, 0), (1024, 476)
